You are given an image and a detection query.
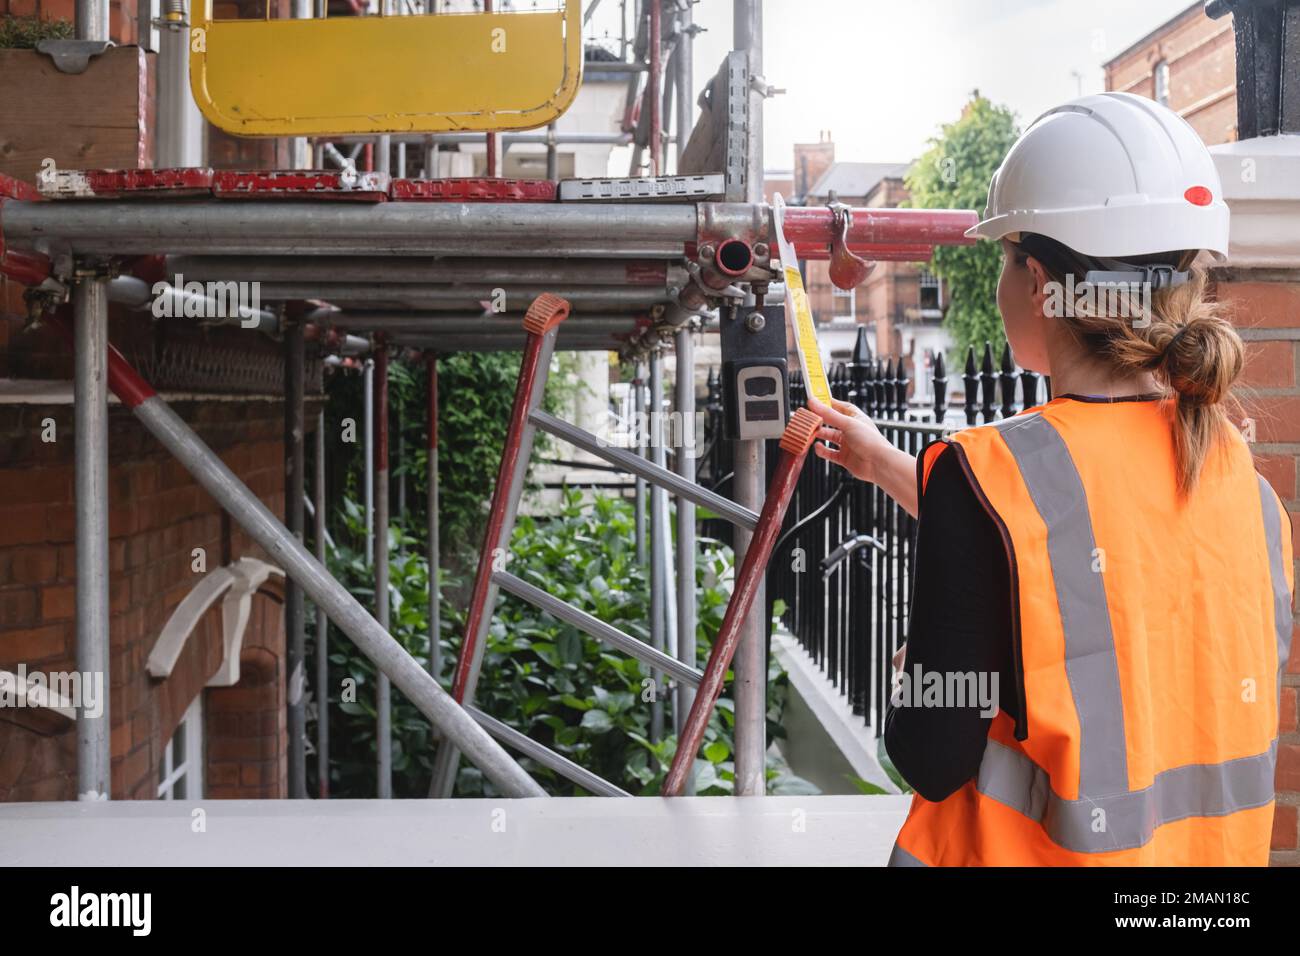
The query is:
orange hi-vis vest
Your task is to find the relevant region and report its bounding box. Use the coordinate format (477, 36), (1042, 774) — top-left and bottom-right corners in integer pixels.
(888, 395), (1294, 866)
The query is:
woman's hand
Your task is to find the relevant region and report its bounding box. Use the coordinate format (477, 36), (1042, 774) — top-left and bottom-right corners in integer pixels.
(892, 642), (907, 672)
(806, 396), (894, 485)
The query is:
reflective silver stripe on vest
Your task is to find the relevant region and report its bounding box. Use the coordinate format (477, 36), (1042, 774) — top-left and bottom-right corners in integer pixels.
(991, 412), (1129, 796)
(887, 843), (928, 867)
(978, 737), (1279, 853)
(1257, 475), (1294, 703)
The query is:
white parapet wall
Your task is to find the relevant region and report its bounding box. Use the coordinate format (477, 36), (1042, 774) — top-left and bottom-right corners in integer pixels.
(0, 795), (912, 866)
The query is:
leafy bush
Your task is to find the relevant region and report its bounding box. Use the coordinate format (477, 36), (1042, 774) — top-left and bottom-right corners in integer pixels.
(310, 487), (817, 798)
(0, 15), (73, 49)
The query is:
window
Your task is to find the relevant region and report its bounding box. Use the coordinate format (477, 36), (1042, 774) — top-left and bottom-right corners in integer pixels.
(1154, 60), (1170, 106)
(158, 696), (204, 800)
(831, 284), (855, 320)
(919, 271), (943, 311)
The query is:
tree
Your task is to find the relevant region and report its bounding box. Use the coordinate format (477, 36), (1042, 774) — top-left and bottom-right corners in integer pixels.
(905, 93), (1020, 356)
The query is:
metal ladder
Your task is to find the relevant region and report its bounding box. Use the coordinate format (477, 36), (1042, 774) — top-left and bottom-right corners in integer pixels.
(428, 293), (821, 798)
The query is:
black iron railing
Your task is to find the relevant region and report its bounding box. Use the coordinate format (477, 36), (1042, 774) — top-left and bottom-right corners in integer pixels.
(700, 330), (1050, 735)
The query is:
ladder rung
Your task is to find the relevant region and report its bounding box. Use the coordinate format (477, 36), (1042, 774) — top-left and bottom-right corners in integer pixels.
(528, 409), (759, 531)
(466, 705), (630, 798)
(493, 570), (704, 688)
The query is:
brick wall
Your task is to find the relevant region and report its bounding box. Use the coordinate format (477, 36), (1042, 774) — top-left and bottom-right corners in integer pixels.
(1104, 5), (1237, 146)
(1217, 276), (1300, 865)
(0, 366), (294, 801)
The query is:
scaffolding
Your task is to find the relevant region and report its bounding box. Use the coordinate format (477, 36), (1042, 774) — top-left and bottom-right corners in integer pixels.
(0, 0), (978, 801)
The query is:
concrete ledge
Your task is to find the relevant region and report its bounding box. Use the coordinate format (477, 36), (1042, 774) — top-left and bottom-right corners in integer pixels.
(0, 795), (912, 866)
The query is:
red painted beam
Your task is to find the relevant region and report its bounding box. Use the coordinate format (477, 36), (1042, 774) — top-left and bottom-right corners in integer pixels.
(781, 206), (977, 247)
(660, 408), (822, 797)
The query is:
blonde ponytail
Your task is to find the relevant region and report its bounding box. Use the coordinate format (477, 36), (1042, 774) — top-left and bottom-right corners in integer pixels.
(1013, 236), (1245, 495)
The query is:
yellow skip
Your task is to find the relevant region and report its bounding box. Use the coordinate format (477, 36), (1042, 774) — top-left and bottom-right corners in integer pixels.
(773, 195), (831, 406)
(189, 2), (583, 137)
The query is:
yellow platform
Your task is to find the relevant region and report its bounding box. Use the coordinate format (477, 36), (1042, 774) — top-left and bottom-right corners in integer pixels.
(189, 3), (583, 137)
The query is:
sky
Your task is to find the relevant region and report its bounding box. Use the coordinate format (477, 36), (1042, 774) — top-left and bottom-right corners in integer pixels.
(585, 0), (1200, 169)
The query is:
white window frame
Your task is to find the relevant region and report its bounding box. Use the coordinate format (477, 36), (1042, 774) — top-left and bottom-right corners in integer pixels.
(157, 695), (205, 800)
(919, 270), (943, 310)
(1154, 60), (1170, 106)
(831, 284), (856, 320)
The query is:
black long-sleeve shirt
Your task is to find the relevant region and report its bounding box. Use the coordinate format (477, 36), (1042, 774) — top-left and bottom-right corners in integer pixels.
(883, 439), (1019, 802)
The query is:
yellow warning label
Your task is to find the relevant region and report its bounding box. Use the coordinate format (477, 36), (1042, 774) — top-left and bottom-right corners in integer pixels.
(784, 264), (831, 406)
(773, 191), (831, 408)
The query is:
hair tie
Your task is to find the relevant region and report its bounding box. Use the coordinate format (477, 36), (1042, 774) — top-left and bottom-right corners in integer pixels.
(1164, 324), (1193, 356)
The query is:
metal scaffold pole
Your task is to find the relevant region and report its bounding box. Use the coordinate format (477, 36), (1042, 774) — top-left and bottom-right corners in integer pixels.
(649, 349), (666, 743)
(73, 276), (111, 801)
(649, 0), (662, 175)
(286, 318), (307, 799)
(363, 358), (375, 566)
(732, 0), (767, 797)
(374, 344), (392, 799)
(673, 327), (697, 791)
(75, 0), (108, 41)
(427, 353), (441, 693)
(314, 409), (329, 799)
(674, 0), (692, 168)
(634, 363), (647, 566)
(51, 313), (547, 798)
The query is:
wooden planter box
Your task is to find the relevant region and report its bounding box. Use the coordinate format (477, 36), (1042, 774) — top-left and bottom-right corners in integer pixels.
(0, 45), (156, 187)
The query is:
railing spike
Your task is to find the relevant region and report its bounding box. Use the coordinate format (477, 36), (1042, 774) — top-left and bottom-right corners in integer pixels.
(932, 350), (947, 424)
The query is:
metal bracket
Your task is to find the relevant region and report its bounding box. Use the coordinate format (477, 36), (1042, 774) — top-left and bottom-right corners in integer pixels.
(750, 74), (786, 98)
(35, 39), (114, 75)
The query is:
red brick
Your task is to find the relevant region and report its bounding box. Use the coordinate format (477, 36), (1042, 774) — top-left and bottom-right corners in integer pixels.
(46, 505), (74, 543)
(1219, 282), (1300, 330)
(207, 736), (269, 762)
(2, 624), (66, 664)
(10, 0), (36, 16)
(39, 584), (74, 622)
(0, 505), (48, 548)
(41, 0), (76, 23)
(1243, 396), (1300, 444)
(8, 547), (58, 586)
(1241, 340), (1297, 390)
(1257, 454), (1297, 502)
(207, 762), (239, 787)
(1272, 804), (1298, 851)
(1279, 742), (1300, 792)
(0, 588), (38, 629)
(0, 467), (70, 507)
(1283, 686), (1298, 734)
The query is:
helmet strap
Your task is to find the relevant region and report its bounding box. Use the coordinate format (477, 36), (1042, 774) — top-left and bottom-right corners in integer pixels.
(1083, 258), (1189, 292)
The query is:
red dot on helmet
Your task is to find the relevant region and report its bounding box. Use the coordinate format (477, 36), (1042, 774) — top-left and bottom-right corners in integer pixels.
(1184, 185), (1213, 206)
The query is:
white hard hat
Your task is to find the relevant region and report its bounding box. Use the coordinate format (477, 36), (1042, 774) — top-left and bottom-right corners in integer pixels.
(966, 91), (1229, 262)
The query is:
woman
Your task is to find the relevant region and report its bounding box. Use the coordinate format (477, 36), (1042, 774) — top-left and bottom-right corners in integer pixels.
(807, 92), (1293, 866)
